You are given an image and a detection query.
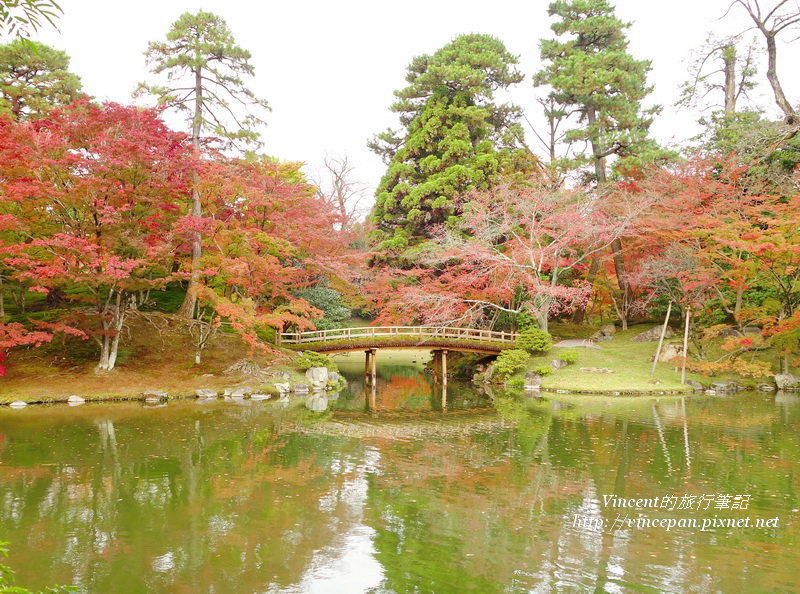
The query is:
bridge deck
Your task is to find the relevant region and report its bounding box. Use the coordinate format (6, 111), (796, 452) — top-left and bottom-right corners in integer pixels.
(279, 326), (517, 353)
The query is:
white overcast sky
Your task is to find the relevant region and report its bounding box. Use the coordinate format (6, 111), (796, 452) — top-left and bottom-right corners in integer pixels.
(17, 0), (800, 201)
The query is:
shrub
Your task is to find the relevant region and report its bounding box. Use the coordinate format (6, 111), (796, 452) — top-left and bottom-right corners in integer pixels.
(534, 365), (553, 376)
(559, 349), (579, 364)
(516, 328), (553, 353)
(515, 311), (536, 330)
(297, 351), (338, 372)
(493, 349), (530, 378)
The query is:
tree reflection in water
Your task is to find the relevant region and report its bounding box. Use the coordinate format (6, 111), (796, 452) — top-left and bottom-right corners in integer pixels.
(0, 381), (798, 592)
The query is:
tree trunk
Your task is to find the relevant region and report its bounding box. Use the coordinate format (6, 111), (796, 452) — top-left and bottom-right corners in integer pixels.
(535, 295), (551, 333)
(734, 287), (744, 326)
(95, 292), (125, 373)
(536, 311), (549, 334)
(572, 257), (599, 324)
(177, 177), (202, 317)
(764, 32), (796, 124)
(46, 287), (67, 309)
(178, 64), (205, 318)
(723, 43), (737, 113)
(610, 238), (630, 312)
(587, 107), (630, 328)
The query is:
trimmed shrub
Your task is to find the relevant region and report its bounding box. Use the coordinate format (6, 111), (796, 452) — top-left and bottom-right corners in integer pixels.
(493, 349), (530, 378)
(297, 351), (338, 372)
(534, 365), (553, 376)
(559, 349), (579, 364)
(516, 328), (553, 354)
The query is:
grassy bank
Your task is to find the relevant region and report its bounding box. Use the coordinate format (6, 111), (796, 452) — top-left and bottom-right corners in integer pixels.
(509, 325), (780, 394)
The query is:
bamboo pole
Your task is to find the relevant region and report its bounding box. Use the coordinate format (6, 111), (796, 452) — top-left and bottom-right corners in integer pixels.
(650, 301), (673, 377)
(681, 306), (691, 384)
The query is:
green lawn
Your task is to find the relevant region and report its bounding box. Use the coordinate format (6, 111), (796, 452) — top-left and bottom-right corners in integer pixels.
(517, 326), (720, 393)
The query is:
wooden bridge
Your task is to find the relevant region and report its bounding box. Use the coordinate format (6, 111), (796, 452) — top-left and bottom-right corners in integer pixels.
(279, 326), (517, 353)
(279, 326), (518, 386)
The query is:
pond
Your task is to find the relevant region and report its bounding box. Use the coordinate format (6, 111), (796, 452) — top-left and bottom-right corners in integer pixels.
(0, 351), (798, 592)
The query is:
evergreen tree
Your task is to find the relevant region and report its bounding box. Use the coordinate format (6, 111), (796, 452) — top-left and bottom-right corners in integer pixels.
(534, 0), (663, 183)
(138, 11), (269, 149)
(0, 39), (82, 120)
(369, 34), (527, 254)
(138, 11), (270, 317)
(534, 0), (668, 325)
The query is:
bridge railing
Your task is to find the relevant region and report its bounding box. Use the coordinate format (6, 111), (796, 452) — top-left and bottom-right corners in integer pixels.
(279, 326), (518, 346)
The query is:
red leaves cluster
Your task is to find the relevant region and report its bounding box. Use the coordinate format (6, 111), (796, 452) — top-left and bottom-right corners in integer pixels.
(0, 99), (350, 369)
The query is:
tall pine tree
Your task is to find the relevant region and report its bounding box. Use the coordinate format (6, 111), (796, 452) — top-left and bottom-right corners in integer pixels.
(534, 0), (666, 326)
(138, 11), (270, 317)
(534, 0), (662, 183)
(369, 34), (527, 257)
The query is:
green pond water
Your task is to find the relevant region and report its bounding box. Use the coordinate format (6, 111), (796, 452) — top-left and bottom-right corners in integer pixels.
(0, 351), (798, 593)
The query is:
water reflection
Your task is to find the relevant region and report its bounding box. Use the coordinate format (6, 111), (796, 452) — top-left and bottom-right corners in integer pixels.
(0, 372), (798, 592)
(329, 351), (492, 415)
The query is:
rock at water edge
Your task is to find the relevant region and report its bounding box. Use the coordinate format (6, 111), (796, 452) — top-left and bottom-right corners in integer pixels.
(273, 382), (291, 394)
(230, 386), (252, 398)
(524, 372), (542, 390)
(774, 373), (800, 390)
(305, 367), (329, 388)
(142, 390), (168, 400)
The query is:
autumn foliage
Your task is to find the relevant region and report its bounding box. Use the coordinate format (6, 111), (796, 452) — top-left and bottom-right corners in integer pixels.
(0, 99), (349, 373)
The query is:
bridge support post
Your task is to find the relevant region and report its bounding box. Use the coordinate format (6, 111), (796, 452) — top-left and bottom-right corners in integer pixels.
(365, 349), (377, 385)
(431, 349), (448, 386)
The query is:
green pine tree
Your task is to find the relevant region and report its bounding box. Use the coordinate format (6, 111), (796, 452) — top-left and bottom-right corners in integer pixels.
(534, 0), (665, 184)
(369, 33), (528, 257)
(0, 39), (82, 120)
